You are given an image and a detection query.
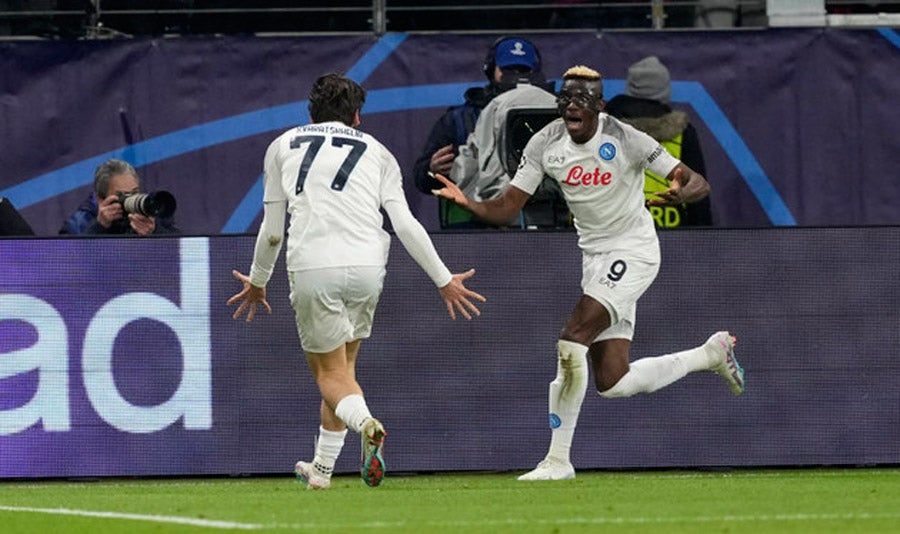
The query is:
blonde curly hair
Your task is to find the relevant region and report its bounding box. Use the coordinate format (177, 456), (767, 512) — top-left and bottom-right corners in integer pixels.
(562, 65), (602, 81)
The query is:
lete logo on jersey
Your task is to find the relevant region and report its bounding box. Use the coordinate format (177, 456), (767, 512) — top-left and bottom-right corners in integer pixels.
(562, 166), (612, 187)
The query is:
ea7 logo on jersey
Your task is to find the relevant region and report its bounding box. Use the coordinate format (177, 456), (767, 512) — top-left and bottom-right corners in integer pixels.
(562, 166), (612, 187)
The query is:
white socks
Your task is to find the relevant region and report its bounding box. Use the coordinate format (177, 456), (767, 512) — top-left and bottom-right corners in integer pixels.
(599, 345), (711, 398)
(546, 340), (589, 464)
(312, 426), (347, 474)
(334, 394), (372, 434)
(540, 339), (715, 466)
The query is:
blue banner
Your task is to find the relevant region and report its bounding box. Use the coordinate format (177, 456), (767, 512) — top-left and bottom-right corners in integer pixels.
(0, 29), (898, 235)
(1, 230), (897, 477)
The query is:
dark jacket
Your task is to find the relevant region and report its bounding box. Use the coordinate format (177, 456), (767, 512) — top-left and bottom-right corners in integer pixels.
(414, 86), (492, 195)
(413, 73), (555, 229)
(605, 94), (712, 227)
(59, 194), (180, 236)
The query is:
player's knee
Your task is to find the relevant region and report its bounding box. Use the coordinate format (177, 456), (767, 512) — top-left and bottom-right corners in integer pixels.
(558, 326), (594, 347)
(594, 369), (623, 393)
(559, 318), (603, 347)
(559, 296), (615, 344)
(596, 369), (632, 398)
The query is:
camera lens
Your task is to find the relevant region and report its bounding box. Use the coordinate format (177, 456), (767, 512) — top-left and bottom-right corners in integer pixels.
(121, 191), (177, 218)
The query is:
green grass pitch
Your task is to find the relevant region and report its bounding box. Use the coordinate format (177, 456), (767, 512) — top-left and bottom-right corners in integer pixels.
(1, 468), (898, 533)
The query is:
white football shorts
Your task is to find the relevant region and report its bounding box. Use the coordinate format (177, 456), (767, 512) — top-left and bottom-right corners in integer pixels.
(288, 265), (386, 353)
(581, 246), (660, 342)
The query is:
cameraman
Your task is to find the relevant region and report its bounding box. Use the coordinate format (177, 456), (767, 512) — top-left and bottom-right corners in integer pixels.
(59, 159), (179, 236)
(413, 36), (553, 229)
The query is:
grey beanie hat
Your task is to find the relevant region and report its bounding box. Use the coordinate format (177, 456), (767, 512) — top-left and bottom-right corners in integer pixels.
(625, 56), (671, 103)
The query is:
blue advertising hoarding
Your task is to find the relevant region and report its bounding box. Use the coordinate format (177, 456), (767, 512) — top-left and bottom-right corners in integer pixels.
(1, 229), (897, 478)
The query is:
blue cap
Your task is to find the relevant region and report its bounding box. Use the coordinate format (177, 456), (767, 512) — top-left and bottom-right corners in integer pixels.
(494, 38), (537, 70)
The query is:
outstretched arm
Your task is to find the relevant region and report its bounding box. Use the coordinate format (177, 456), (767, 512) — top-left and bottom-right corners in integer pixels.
(227, 200), (284, 322)
(430, 172), (530, 226)
(647, 163), (710, 207)
(384, 200), (486, 320)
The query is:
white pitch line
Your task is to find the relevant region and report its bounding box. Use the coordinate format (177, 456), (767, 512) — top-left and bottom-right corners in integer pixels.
(0, 505), (263, 530)
(4, 505), (899, 531)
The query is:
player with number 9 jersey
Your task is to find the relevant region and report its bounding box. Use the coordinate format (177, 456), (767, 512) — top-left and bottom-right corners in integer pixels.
(513, 117), (678, 256)
(431, 65), (743, 483)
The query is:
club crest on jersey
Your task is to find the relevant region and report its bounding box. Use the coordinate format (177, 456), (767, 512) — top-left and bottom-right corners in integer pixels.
(549, 413), (562, 429)
(599, 142), (616, 160)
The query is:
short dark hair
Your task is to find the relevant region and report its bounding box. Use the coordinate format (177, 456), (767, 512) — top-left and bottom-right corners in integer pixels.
(308, 73), (366, 126)
(94, 159), (139, 197)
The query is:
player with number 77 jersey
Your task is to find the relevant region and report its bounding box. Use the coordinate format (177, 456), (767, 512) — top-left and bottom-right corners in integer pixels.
(228, 73), (485, 490)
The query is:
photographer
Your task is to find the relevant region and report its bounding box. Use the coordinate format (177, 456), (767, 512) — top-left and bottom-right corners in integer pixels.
(59, 159), (179, 236)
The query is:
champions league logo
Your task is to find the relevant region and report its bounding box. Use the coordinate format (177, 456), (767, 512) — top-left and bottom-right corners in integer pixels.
(509, 41), (528, 57)
(599, 142), (616, 161)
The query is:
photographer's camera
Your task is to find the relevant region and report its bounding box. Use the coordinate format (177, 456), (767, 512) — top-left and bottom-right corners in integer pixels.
(118, 191), (177, 218)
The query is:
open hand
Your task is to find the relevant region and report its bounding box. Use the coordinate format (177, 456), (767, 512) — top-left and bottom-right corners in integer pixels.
(648, 167), (685, 206)
(430, 172), (470, 209)
(438, 268), (486, 320)
(226, 269), (272, 322)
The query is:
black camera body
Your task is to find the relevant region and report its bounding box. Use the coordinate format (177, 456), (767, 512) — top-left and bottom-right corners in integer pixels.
(117, 191), (177, 218)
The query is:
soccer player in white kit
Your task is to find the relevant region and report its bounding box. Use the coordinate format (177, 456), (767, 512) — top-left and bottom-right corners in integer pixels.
(433, 65), (744, 481)
(229, 73), (486, 489)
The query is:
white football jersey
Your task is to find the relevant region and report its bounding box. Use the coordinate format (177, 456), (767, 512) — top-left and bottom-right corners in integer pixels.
(511, 114), (679, 254)
(262, 121), (406, 272)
